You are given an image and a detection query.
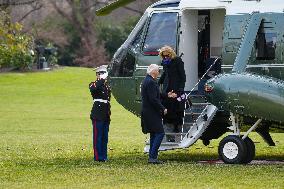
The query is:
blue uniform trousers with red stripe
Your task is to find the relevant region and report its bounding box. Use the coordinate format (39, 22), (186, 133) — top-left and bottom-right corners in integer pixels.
(92, 119), (109, 161)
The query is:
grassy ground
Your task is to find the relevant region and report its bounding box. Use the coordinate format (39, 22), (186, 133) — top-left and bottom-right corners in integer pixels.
(0, 67), (283, 189)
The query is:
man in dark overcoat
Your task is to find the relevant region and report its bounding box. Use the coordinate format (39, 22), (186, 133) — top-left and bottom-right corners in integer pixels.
(89, 65), (111, 162)
(141, 64), (168, 164)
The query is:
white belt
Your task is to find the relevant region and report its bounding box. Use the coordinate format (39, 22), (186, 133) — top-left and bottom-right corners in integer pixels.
(93, 99), (109, 103)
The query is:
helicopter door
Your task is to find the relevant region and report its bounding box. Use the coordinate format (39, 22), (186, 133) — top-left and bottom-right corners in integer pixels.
(134, 11), (180, 101)
(180, 9), (225, 92)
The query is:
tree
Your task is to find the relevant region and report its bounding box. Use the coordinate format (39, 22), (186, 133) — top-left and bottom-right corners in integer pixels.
(97, 16), (140, 58)
(0, 10), (34, 70)
(2, 0), (159, 67)
(50, 0), (108, 67)
(1, 0), (44, 29)
(49, 0), (157, 67)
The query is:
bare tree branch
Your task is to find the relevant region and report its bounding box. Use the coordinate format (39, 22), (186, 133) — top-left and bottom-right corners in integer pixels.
(123, 6), (143, 15)
(50, 0), (83, 34)
(69, 0), (85, 34)
(82, 0), (104, 13)
(49, 0), (108, 67)
(50, 1), (73, 27)
(17, 1), (43, 23)
(0, 0), (36, 6)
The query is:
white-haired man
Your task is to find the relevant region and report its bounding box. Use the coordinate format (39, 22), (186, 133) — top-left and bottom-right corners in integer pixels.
(141, 64), (168, 164)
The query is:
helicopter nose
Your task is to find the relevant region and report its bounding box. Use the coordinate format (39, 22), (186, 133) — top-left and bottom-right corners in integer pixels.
(205, 76), (219, 94)
(204, 78), (216, 102)
(204, 75), (228, 109)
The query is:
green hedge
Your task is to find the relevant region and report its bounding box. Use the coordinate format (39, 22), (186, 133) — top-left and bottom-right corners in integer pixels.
(0, 11), (34, 70)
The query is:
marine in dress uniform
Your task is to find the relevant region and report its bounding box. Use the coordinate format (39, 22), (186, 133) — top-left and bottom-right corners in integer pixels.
(89, 65), (111, 162)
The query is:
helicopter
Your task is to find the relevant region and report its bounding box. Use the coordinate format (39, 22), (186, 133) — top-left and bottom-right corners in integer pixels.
(96, 0), (284, 164)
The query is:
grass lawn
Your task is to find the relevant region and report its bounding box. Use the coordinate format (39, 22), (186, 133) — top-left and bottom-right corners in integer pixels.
(0, 67), (283, 189)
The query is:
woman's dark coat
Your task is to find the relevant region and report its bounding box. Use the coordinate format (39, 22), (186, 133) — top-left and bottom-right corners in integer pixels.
(158, 56), (186, 126)
(141, 75), (165, 134)
(159, 56), (186, 94)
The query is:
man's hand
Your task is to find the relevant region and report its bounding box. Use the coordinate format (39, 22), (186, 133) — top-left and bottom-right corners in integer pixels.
(164, 109), (167, 115)
(168, 90), (177, 98)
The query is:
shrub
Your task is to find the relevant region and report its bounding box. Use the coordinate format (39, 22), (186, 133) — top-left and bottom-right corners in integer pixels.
(0, 11), (34, 70)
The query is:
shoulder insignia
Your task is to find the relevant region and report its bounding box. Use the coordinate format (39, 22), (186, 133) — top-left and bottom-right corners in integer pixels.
(89, 82), (96, 88)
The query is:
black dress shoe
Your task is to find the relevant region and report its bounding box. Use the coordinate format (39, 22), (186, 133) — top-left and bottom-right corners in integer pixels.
(148, 159), (164, 164)
(95, 159), (107, 162)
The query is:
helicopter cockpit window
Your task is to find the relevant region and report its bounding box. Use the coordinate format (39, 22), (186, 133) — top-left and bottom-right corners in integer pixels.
(143, 12), (178, 55)
(118, 51), (135, 77)
(256, 32), (276, 60)
(116, 28), (144, 77)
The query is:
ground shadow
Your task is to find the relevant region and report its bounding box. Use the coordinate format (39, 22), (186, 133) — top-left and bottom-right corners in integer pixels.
(11, 150), (284, 170)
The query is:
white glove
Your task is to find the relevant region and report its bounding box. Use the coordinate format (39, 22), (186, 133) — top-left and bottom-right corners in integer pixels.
(100, 72), (108, 80)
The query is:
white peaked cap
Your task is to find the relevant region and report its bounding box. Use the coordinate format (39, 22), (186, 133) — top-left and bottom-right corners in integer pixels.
(94, 65), (108, 72)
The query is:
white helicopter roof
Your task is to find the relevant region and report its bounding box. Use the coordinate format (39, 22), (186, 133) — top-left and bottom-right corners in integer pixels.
(179, 0), (284, 15)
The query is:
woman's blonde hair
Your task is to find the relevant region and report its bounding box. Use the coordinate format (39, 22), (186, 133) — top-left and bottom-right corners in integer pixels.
(159, 45), (177, 59)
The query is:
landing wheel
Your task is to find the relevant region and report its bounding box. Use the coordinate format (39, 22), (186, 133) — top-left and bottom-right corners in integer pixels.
(218, 135), (247, 164)
(242, 137), (255, 164)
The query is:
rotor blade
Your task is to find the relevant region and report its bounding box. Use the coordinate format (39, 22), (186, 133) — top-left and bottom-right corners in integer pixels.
(96, 0), (136, 16)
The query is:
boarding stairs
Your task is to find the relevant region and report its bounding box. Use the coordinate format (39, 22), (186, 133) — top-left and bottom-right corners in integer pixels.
(144, 95), (218, 152)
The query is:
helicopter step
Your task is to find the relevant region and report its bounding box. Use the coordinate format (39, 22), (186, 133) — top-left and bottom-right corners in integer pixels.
(144, 95), (218, 152)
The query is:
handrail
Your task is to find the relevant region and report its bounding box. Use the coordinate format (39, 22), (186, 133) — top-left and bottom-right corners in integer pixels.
(186, 57), (221, 99)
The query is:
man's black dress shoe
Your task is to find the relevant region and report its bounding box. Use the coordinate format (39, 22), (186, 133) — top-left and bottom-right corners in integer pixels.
(148, 159), (164, 164)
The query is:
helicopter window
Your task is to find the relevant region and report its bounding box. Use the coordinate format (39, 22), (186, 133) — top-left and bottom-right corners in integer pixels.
(143, 12), (178, 55)
(131, 28), (143, 49)
(256, 32), (276, 60)
(116, 52), (135, 77)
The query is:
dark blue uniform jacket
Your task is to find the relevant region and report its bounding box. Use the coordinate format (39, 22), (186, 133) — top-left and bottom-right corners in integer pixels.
(89, 79), (111, 121)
